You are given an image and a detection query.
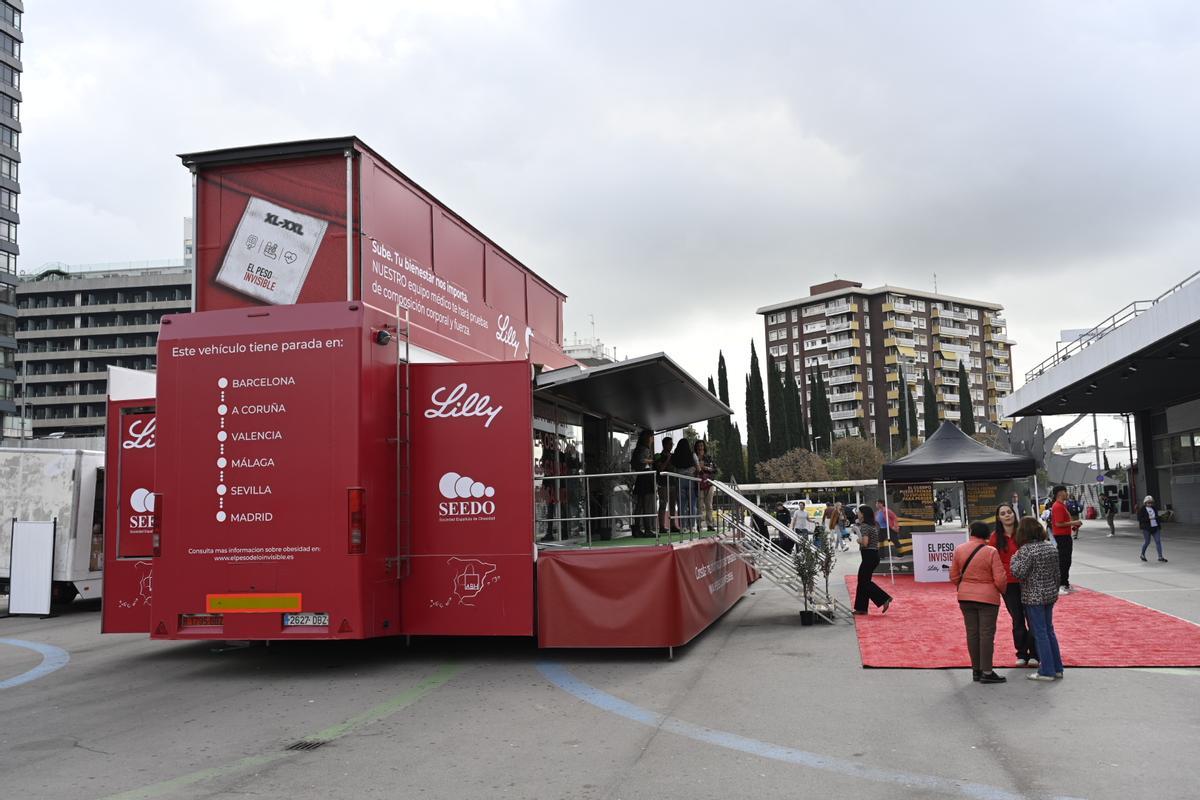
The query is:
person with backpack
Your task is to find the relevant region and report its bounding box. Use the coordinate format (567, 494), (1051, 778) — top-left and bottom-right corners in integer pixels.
(951, 521), (1009, 684)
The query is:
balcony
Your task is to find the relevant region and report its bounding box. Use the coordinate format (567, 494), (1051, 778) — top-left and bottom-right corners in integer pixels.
(934, 307), (972, 322)
(827, 390), (863, 404)
(938, 341), (971, 355)
(884, 370), (919, 384)
(943, 409), (961, 421)
(827, 336), (859, 351)
(803, 321), (827, 334)
(830, 408), (863, 422)
(987, 378), (1013, 392)
(883, 317), (915, 331)
(826, 371), (861, 386)
(937, 392), (959, 404)
(826, 319), (859, 334)
(825, 301), (858, 316)
(933, 323), (971, 338)
(884, 335), (918, 349)
(883, 300), (914, 314)
(827, 354), (861, 369)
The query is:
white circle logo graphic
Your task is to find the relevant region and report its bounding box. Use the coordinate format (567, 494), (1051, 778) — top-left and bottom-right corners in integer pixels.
(438, 472), (496, 500)
(130, 488), (156, 514)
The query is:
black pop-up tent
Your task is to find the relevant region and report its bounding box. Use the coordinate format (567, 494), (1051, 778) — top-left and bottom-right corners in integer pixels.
(882, 421), (1036, 482)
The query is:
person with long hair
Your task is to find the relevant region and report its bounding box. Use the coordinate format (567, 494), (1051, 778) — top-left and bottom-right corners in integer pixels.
(694, 439), (717, 532)
(653, 437), (676, 534)
(988, 503), (1038, 667)
(1011, 516), (1065, 681)
(670, 438), (698, 532)
(629, 430), (656, 537)
(851, 505), (893, 616)
(951, 521), (1008, 684)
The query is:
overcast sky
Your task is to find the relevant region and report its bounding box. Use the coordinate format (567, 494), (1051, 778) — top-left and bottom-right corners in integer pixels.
(20, 1), (1200, 447)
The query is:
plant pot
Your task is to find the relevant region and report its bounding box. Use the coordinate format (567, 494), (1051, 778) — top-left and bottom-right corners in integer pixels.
(799, 609), (816, 626)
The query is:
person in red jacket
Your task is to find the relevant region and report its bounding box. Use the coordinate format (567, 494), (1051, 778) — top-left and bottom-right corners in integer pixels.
(951, 521), (1009, 684)
(988, 504), (1038, 667)
(1050, 485), (1083, 594)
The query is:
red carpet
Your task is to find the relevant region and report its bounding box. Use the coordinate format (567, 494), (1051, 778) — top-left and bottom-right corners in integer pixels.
(845, 574), (1200, 668)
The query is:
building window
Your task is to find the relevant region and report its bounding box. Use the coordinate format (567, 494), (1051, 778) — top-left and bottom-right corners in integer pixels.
(0, 94), (16, 121)
(0, 186), (16, 211)
(1, 4), (20, 30)
(0, 248), (14, 273)
(0, 124), (17, 149)
(790, 309), (798, 322)
(0, 218), (13, 241)
(0, 32), (17, 59)
(0, 154), (16, 181)
(0, 63), (17, 90)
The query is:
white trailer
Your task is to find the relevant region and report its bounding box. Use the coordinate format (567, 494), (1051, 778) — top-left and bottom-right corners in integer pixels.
(1, 447), (105, 603)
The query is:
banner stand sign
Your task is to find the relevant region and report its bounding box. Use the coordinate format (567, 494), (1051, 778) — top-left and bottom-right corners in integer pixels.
(7, 519), (56, 616)
(912, 530), (968, 583)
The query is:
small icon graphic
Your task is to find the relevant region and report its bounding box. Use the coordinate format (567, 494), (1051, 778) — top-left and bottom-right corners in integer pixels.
(430, 557), (499, 607)
(283, 250), (298, 264)
(130, 487), (156, 514)
(245, 234), (259, 250)
(262, 241), (279, 259)
(438, 472), (496, 499)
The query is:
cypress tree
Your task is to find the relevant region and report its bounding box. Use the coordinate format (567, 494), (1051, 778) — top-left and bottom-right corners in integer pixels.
(746, 342), (770, 478)
(958, 360), (976, 435)
(783, 366), (807, 451)
(809, 368), (834, 454)
(730, 422), (746, 482)
(715, 352), (742, 482)
(766, 356), (788, 457)
(905, 379), (919, 448)
(923, 369), (939, 440)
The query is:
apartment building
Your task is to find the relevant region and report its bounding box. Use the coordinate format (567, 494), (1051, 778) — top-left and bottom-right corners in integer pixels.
(0, 1), (22, 435)
(15, 261), (191, 437)
(757, 279), (1015, 443)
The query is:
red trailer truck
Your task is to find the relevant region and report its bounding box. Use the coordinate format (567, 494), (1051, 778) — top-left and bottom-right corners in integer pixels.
(102, 138), (760, 647)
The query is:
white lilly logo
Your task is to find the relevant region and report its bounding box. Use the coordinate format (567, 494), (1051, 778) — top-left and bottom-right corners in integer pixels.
(437, 472), (497, 520)
(424, 383), (503, 428)
(497, 314), (534, 358)
(123, 418), (157, 449)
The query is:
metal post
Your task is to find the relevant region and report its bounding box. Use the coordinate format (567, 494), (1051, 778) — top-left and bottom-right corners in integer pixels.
(584, 474), (591, 547)
(1124, 413), (1137, 510)
(1092, 413), (1102, 474)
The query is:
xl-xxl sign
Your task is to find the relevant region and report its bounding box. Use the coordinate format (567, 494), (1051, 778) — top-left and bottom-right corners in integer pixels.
(404, 361), (534, 636)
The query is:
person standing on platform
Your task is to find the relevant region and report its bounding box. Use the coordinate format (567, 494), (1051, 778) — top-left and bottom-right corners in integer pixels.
(1103, 494), (1117, 537)
(951, 521), (1008, 684)
(654, 437), (676, 534)
(1011, 516), (1064, 682)
(1137, 495), (1168, 563)
(852, 505), (893, 616)
(629, 430), (655, 537)
(1049, 485), (1082, 594)
(694, 440), (716, 532)
(670, 439), (698, 532)
(989, 504), (1038, 667)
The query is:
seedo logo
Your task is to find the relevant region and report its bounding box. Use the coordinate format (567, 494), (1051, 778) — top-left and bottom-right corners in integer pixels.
(128, 487), (156, 533)
(437, 472), (497, 520)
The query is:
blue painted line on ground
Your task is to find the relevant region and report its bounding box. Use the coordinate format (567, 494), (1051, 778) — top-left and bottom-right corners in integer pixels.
(537, 662), (1085, 800)
(0, 638), (70, 689)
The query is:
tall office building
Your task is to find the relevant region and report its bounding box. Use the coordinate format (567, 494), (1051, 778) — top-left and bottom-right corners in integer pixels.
(757, 279), (1015, 444)
(15, 262), (191, 438)
(0, 1), (21, 437)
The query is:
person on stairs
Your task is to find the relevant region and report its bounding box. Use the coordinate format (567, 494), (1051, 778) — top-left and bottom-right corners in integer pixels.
(951, 521), (1008, 684)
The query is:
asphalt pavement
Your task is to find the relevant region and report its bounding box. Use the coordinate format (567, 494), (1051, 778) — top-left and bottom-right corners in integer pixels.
(1, 515), (1197, 800)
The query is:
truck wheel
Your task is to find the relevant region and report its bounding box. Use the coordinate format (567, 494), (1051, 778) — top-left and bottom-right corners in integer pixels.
(50, 581), (80, 608)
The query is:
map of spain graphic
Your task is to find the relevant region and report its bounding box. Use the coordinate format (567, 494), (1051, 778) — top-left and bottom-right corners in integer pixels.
(430, 558), (499, 608)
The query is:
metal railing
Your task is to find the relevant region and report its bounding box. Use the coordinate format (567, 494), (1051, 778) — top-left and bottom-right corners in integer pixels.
(1025, 269), (1200, 382)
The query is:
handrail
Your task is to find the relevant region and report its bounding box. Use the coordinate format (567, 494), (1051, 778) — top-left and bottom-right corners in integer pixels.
(1025, 270), (1200, 382)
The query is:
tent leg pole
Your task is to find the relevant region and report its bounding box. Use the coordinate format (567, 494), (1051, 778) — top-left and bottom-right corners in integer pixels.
(883, 479), (895, 585)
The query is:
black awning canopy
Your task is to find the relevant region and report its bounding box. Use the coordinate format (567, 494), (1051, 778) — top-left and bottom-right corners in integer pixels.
(882, 421), (1037, 482)
(534, 353), (731, 433)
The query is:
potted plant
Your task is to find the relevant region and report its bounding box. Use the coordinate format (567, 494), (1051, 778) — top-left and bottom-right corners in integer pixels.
(814, 534), (838, 623)
(794, 543), (820, 625)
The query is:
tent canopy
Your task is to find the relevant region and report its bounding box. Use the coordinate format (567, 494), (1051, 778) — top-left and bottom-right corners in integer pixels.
(534, 352), (731, 433)
(882, 421), (1037, 482)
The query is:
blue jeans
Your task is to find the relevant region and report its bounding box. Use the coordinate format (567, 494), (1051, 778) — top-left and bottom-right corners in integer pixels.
(679, 481), (696, 529)
(1024, 603), (1064, 677)
(1141, 527), (1163, 558)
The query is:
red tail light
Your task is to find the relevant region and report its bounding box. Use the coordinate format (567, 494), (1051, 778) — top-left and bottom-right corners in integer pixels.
(348, 487), (366, 555)
(151, 493), (163, 557)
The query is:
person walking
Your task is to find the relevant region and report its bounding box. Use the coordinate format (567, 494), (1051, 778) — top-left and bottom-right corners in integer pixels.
(1104, 494), (1117, 537)
(988, 504), (1038, 667)
(789, 501), (811, 554)
(1137, 495), (1168, 563)
(820, 502), (839, 550)
(851, 505), (893, 616)
(694, 440), (717, 532)
(951, 521), (1008, 684)
(1011, 516), (1065, 682)
(1049, 485), (1082, 594)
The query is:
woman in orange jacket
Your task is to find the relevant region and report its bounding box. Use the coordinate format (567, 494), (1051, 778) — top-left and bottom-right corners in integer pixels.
(950, 521), (1009, 684)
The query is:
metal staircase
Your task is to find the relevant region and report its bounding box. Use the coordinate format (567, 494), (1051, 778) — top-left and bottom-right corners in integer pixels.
(710, 480), (853, 623)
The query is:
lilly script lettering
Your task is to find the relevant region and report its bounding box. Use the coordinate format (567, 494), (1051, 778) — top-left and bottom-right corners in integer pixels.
(424, 383), (503, 428)
(123, 418), (157, 449)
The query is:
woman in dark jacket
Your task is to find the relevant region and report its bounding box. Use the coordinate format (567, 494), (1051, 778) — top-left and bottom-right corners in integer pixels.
(852, 505), (893, 616)
(669, 439), (697, 532)
(1136, 495), (1168, 562)
(629, 430), (655, 537)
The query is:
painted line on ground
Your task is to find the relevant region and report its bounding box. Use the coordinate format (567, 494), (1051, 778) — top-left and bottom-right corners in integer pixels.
(537, 662), (1085, 800)
(101, 663), (463, 800)
(0, 638), (70, 690)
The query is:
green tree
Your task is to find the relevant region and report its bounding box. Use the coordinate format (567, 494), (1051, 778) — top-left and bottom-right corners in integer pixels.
(957, 360), (976, 435)
(714, 352), (743, 482)
(809, 369), (834, 454)
(756, 447), (831, 483)
(746, 342), (770, 479)
(766, 356), (788, 458)
(828, 436), (886, 480)
(923, 369), (939, 440)
(730, 421), (746, 482)
(783, 366), (808, 451)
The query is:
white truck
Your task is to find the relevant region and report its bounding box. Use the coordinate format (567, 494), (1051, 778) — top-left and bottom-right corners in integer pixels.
(0, 447), (105, 604)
